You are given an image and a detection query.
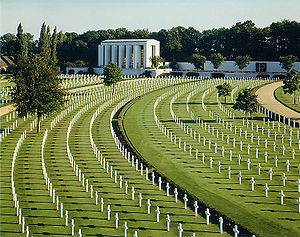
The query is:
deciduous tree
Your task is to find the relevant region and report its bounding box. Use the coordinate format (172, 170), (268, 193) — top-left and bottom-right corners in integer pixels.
(216, 83), (232, 103)
(235, 55), (252, 71)
(210, 53), (225, 69)
(190, 54), (206, 69)
(279, 55), (298, 72)
(232, 89), (259, 116)
(282, 70), (300, 104)
(103, 63), (122, 95)
(12, 53), (65, 132)
(151, 56), (164, 68)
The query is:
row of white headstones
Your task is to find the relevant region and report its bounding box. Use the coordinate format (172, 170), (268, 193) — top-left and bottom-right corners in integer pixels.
(155, 79), (300, 213)
(63, 77), (196, 236)
(106, 80), (247, 237)
(10, 84), (111, 237)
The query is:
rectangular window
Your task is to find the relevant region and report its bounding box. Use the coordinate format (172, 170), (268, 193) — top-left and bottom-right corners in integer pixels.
(123, 46), (126, 68)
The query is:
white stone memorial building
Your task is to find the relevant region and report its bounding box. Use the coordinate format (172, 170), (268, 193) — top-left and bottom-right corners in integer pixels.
(98, 39), (160, 75)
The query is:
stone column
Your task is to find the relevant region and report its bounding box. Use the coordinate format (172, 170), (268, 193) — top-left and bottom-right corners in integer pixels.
(98, 45), (103, 67)
(126, 45), (131, 69)
(118, 45), (122, 68)
(111, 45), (116, 64)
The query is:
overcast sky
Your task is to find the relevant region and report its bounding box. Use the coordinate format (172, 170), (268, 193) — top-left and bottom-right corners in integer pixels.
(1, 0), (300, 37)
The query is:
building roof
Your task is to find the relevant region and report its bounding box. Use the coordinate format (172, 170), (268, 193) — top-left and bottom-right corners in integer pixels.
(0, 56), (15, 68)
(102, 39), (159, 44)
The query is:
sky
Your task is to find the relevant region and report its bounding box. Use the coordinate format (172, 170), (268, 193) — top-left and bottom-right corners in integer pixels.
(1, 0), (300, 37)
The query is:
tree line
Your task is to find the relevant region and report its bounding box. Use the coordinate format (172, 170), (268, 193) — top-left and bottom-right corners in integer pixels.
(1, 20), (300, 69)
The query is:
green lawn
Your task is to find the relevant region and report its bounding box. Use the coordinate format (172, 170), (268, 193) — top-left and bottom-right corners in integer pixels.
(1, 79), (231, 237)
(123, 79), (300, 237)
(274, 86), (300, 113)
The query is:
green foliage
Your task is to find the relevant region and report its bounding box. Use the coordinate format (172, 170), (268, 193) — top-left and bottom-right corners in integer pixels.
(38, 22), (52, 59)
(210, 53), (225, 69)
(216, 83), (232, 103)
(279, 55), (298, 72)
(51, 27), (58, 63)
(2, 20), (300, 67)
(103, 63), (122, 94)
(65, 60), (86, 67)
(15, 23), (28, 61)
(190, 54), (206, 69)
(0, 33), (16, 56)
(235, 55), (252, 70)
(151, 56), (164, 68)
(282, 70), (300, 104)
(232, 88), (259, 114)
(12, 53), (65, 132)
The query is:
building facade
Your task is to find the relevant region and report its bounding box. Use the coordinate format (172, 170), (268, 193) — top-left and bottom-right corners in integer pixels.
(98, 39), (160, 72)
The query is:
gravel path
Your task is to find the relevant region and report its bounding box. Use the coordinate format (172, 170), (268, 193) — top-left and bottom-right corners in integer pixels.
(256, 81), (300, 120)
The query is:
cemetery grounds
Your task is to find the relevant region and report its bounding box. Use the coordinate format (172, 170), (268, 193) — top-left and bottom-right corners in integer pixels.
(0, 76), (299, 237)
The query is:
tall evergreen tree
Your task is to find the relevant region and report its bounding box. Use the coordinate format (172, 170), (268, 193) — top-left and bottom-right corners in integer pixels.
(15, 23), (28, 61)
(38, 23), (51, 58)
(51, 27), (58, 63)
(38, 22), (47, 52)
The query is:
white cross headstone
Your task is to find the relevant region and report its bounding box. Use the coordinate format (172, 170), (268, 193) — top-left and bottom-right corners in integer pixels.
(286, 160), (291, 172)
(265, 183), (269, 198)
(219, 216), (223, 234)
(71, 219), (75, 236)
(269, 168), (273, 181)
(125, 181), (128, 194)
(194, 201), (198, 216)
(174, 188), (178, 202)
(124, 222), (128, 237)
(107, 205), (111, 220)
(205, 208), (210, 225)
(238, 171), (242, 184)
(115, 213), (119, 228)
(147, 199), (151, 214)
(280, 190), (285, 205)
(158, 177), (162, 190)
(166, 182), (170, 196)
(233, 225), (239, 237)
(250, 177), (255, 191)
(65, 210), (68, 226)
(178, 223), (183, 237)
(101, 198), (104, 212)
(138, 193), (142, 207)
(282, 173), (286, 186)
(152, 172), (155, 185)
(166, 214), (171, 231)
(183, 194), (188, 209)
(228, 166), (232, 179)
(156, 206), (160, 222)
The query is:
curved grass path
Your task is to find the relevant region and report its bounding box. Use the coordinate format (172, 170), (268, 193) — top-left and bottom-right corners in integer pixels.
(122, 79), (300, 237)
